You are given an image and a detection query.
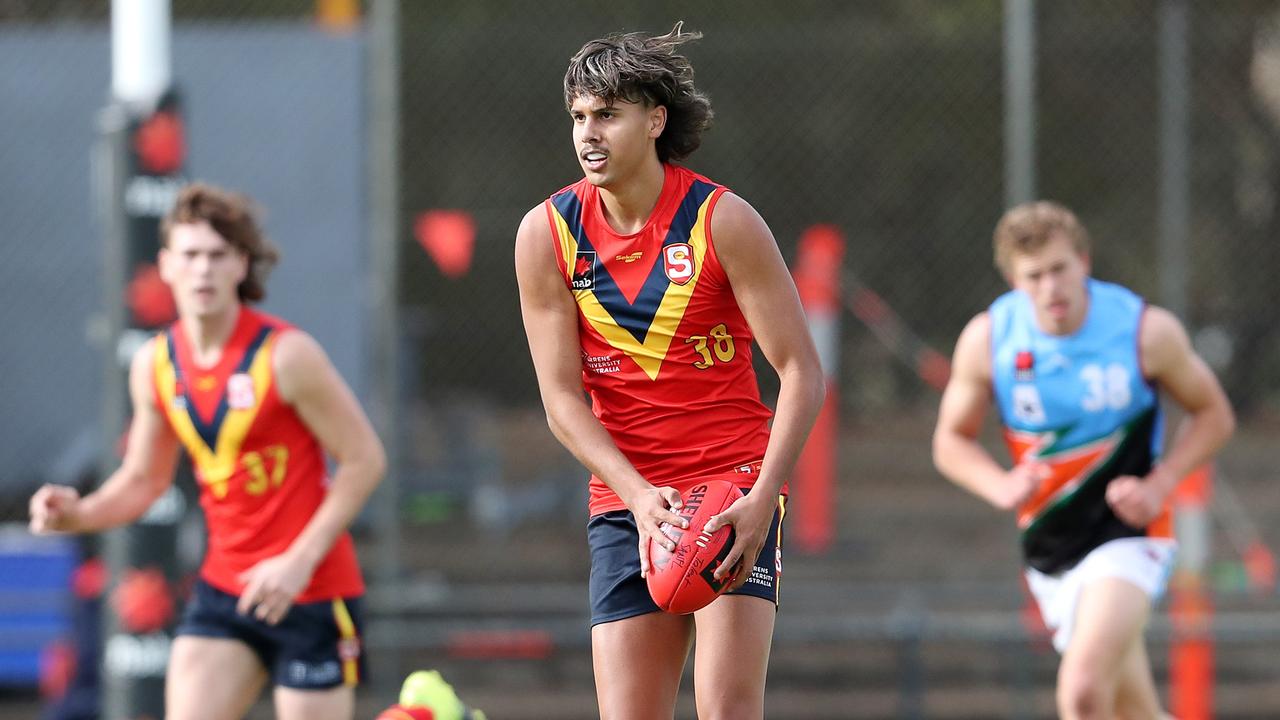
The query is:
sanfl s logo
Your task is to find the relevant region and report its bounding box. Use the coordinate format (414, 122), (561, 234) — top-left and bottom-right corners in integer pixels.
(664, 243), (694, 285)
(227, 373), (255, 410)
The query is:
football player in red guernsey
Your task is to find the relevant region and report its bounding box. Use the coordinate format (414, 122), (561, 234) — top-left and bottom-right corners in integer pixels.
(29, 183), (385, 720)
(515, 24), (824, 720)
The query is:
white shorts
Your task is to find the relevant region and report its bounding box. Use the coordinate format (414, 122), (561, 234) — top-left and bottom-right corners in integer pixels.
(1025, 537), (1177, 653)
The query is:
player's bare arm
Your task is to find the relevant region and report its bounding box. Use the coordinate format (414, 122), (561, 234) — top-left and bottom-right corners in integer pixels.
(932, 312), (1046, 510)
(514, 205), (688, 576)
(1105, 306), (1236, 527)
(29, 338), (180, 535)
(235, 329), (386, 624)
(700, 192), (825, 589)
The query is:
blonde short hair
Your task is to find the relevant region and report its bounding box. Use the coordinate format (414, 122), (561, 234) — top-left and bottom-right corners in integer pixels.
(992, 200), (1090, 274)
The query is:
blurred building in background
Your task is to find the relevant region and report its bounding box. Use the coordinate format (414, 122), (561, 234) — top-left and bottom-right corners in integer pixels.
(2, 1), (1279, 718)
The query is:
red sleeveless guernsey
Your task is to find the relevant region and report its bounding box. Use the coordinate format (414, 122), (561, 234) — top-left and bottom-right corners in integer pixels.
(152, 307), (364, 600)
(543, 163), (775, 515)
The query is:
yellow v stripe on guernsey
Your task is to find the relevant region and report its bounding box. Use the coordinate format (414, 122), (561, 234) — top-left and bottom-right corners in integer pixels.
(153, 334), (276, 499)
(550, 200), (711, 381)
(552, 206), (577, 282)
(332, 599), (360, 686)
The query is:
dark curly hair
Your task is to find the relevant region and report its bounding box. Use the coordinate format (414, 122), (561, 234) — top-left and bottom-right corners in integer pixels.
(564, 22), (713, 163)
(160, 182), (280, 303)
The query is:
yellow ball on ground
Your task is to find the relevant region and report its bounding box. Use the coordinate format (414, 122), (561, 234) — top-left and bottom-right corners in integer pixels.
(399, 670), (464, 720)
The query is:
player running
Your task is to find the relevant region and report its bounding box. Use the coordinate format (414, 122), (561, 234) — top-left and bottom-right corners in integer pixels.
(30, 182), (384, 720)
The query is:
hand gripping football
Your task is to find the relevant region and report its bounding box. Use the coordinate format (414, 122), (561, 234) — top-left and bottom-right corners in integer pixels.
(646, 479), (744, 614)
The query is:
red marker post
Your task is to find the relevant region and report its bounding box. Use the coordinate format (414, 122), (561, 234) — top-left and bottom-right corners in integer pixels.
(1170, 465), (1214, 720)
(792, 225), (844, 554)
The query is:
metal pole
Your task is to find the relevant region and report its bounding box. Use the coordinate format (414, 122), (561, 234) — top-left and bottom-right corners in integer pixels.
(1158, 0), (1191, 321)
(1159, 3), (1212, 717)
(96, 104), (129, 478)
(1003, 9), (1039, 713)
(368, 0), (405, 689)
(1003, 0), (1037, 207)
(95, 115), (130, 701)
(95, 105), (136, 720)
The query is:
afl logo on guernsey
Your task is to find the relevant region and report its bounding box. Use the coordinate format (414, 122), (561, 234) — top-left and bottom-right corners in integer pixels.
(571, 251), (595, 290)
(664, 243), (695, 285)
(227, 373), (256, 410)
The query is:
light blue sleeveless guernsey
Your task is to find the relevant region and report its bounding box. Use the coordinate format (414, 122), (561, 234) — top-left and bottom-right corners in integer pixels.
(990, 279), (1168, 574)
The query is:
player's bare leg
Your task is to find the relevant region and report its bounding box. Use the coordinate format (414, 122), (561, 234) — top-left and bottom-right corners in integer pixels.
(275, 684), (355, 720)
(592, 611), (693, 720)
(1057, 577), (1153, 720)
(692, 594), (776, 720)
(166, 636), (268, 720)
(1113, 639), (1172, 720)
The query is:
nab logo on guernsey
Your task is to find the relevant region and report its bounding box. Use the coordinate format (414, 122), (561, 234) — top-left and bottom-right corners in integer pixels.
(664, 243), (695, 285)
(571, 251), (595, 290)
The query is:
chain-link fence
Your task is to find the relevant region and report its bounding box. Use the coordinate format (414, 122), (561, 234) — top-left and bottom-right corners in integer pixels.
(3, 1), (1280, 718)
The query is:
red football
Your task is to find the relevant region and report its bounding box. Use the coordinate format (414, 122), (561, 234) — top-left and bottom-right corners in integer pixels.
(646, 479), (744, 614)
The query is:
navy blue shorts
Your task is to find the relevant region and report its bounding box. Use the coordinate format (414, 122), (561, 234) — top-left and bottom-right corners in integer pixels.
(587, 494), (786, 626)
(176, 578), (366, 689)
